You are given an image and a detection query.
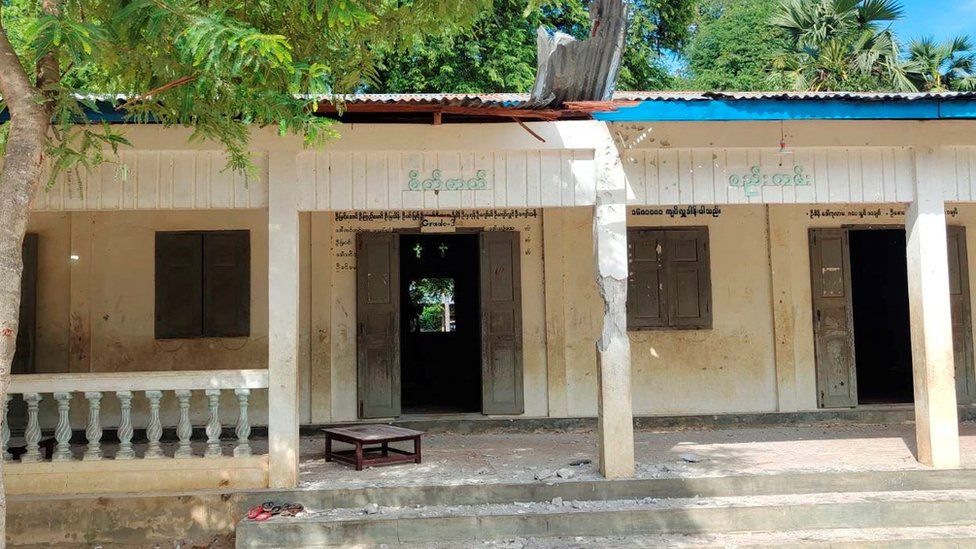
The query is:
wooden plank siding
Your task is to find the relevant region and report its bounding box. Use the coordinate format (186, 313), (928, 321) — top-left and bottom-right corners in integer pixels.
(622, 147), (920, 205)
(31, 151), (270, 211)
(299, 150), (597, 211)
(28, 145), (976, 211)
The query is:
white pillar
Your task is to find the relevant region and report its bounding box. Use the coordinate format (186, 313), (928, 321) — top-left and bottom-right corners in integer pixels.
(593, 123), (635, 479)
(907, 146), (960, 469)
(268, 150), (301, 488)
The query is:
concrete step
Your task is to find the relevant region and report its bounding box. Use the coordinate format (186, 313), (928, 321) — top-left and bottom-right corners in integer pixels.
(235, 489), (976, 548)
(395, 526), (976, 548)
(244, 468), (976, 511)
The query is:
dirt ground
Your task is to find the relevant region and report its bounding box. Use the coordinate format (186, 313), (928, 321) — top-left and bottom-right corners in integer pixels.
(293, 421), (976, 490)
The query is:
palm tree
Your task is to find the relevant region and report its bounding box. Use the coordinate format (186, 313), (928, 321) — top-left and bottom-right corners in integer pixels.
(906, 36), (976, 92)
(771, 0), (915, 92)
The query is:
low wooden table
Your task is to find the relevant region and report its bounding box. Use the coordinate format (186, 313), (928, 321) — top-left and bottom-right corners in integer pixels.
(324, 425), (424, 471)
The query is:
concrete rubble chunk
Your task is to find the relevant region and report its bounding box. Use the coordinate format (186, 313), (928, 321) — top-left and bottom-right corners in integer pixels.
(556, 467), (576, 479)
(363, 503), (379, 515)
(680, 453), (702, 463)
(551, 497), (563, 506)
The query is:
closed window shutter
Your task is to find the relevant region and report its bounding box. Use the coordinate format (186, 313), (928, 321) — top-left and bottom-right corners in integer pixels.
(202, 231), (250, 337)
(627, 229), (667, 329)
(155, 233), (203, 338)
(666, 228), (711, 329)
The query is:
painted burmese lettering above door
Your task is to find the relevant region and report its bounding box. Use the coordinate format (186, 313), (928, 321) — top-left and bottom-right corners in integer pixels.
(405, 169), (490, 191)
(728, 165), (812, 197)
(622, 147), (915, 205)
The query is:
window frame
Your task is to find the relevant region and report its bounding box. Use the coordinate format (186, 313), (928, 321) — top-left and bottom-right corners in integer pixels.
(626, 226), (712, 331)
(154, 229), (251, 340)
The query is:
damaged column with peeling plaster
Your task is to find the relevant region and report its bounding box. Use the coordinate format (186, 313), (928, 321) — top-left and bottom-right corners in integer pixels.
(593, 123), (635, 479)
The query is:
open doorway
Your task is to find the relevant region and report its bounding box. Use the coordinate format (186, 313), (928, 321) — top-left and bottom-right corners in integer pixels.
(849, 229), (913, 404)
(399, 233), (481, 414)
(810, 226), (974, 408)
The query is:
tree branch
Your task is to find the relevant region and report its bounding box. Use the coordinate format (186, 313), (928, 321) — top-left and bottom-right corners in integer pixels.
(117, 74), (199, 110)
(35, 0), (63, 98)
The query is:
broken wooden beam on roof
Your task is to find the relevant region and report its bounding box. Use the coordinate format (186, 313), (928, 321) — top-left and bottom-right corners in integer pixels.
(529, 0), (629, 108)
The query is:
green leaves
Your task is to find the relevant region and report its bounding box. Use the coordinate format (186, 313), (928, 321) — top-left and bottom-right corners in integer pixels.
(770, 0), (913, 91)
(907, 35), (976, 92)
(370, 0), (695, 93)
(1, 0), (504, 184)
(25, 14), (106, 66)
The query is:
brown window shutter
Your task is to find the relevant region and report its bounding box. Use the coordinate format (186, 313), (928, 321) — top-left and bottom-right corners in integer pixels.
(666, 228), (712, 329)
(202, 231), (250, 337)
(627, 229), (667, 329)
(155, 232), (204, 338)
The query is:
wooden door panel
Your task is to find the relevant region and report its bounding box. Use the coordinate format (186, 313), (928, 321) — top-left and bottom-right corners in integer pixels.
(810, 229), (858, 408)
(480, 232), (524, 415)
(357, 233), (401, 418)
(947, 226), (975, 403)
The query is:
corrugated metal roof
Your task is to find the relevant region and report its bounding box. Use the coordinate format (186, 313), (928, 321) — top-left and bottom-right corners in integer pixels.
(329, 90), (976, 105)
(613, 91), (976, 101)
(65, 90), (976, 108)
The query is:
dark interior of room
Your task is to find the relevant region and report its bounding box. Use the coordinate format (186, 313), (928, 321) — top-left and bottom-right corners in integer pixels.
(849, 229), (914, 404)
(400, 233), (482, 414)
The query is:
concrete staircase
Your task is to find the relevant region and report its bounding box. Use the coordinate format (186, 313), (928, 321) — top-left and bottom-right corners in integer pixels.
(235, 470), (976, 548)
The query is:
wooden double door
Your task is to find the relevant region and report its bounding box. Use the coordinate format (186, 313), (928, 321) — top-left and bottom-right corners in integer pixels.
(810, 226), (975, 408)
(355, 231), (524, 418)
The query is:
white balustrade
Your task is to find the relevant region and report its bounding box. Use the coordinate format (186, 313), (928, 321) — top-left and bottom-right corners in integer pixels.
(174, 390), (193, 459)
(4, 369), (268, 463)
(144, 391), (164, 459)
(22, 393), (43, 463)
(53, 392), (73, 461)
(204, 389), (222, 458)
(116, 391), (135, 460)
(234, 389), (252, 457)
(83, 392), (103, 461)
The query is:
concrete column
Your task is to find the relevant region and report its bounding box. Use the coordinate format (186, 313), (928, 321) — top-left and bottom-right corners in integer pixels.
(907, 146), (960, 469)
(268, 151), (301, 487)
(593, 124), (635, 479)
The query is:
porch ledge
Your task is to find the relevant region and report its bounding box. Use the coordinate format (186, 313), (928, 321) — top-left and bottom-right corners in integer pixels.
(3, 455), (269, 495)
(8, 369), (270, 394)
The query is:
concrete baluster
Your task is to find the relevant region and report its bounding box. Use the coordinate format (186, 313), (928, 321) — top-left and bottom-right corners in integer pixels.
(205, 389), (222, 458)
(22, 393), (43, 463)
(82, 392), (103, 461)
(115, 391), (135, 460)
(52, 392), (74, 461)
(2, 395), (12, 461)
(233, 389), (251, 457)
(174, 390), (193, 458)
(144, 391), (164, 459)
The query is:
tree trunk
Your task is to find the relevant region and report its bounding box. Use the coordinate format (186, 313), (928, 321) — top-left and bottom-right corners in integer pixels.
(0, 19), (51, 548)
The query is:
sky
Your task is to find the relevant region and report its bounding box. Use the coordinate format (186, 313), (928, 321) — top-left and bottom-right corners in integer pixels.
(893, 0), (976, 43)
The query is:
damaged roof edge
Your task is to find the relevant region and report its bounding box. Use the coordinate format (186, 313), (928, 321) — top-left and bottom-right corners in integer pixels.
(593, 97), (976, 122)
